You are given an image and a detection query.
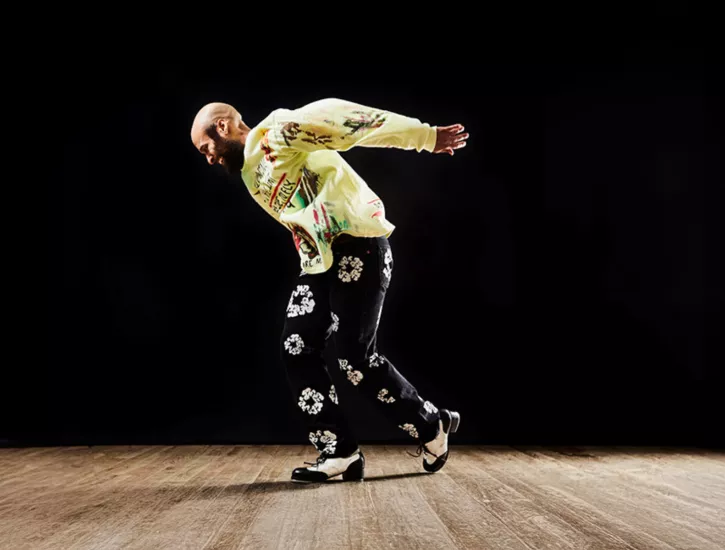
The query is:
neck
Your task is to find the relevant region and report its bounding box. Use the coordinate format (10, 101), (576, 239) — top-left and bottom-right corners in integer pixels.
(239, 122), (252, 145)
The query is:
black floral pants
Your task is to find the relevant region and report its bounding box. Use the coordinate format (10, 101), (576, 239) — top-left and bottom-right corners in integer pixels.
(280, 235), (441, 458)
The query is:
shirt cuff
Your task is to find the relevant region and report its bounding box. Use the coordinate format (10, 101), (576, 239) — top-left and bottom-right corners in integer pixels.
(423, 126), (438, 152)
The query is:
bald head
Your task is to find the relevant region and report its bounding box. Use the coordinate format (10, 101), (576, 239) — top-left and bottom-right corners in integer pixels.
(191, 102), (251, 174)
(191, 102), (242, 145)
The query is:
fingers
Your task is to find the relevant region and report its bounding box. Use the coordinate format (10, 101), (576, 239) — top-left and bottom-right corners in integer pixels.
(445, 143), (466, 155)
(447, 132), (468, 153)
(434, 124), (468, 155)
(441, 124), (465, 133)
(446, 142), (466, 155)
(446, 141), (466, 156)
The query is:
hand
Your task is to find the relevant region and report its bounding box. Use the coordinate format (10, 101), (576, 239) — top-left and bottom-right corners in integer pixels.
(433, 124), (468, 155)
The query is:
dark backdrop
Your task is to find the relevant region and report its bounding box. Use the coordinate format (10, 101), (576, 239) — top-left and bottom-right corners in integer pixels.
(28, 38), (725, 448)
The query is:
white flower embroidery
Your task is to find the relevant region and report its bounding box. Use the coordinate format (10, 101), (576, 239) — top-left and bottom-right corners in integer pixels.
(423, 400), (438, 415)
(298, 387), (324, 415)
(329, 384), (338, 405)
(399, 423), (419, 439)
(338, 358), (363, 385)
(383, 248), (393, 281)
(325, 311), (340, 341)
(347, 370), (363, 385)
(284, 334), (304, 355)
(309, 430), (338, 455)
(338, 256), (364, 282)
(369, 353), (384, 368)
(287, 284), (316, 318)
(377, 388), (396, 403)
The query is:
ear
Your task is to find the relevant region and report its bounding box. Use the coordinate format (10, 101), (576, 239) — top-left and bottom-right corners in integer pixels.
(216, 118), (230, 136)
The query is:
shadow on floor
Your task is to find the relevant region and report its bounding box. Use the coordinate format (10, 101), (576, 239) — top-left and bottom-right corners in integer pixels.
(254, 471), (435, 491)
(10, 470), (439, 524)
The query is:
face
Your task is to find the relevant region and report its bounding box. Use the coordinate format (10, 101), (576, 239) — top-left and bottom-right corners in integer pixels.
(196, 120), (246, 174)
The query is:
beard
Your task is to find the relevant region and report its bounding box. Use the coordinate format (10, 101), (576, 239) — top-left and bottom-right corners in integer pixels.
(216, 136), (246, 174)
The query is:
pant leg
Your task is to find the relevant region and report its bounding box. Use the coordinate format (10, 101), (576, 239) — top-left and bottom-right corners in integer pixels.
(280, 269), (359, 458)
(329, 236), (441, 444)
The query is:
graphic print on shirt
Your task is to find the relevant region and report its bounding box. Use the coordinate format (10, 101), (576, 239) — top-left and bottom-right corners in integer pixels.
(244, 98), (439, 274)
(343, 110), (388, 135)
(311, 201), (350, 244)
(291, 225), (321, 269)
(281, 122), (334, 149)
(253, 162), (277, 203)
(280, 109), (388, 148)
(269, 175), (299, 213)
(286, 165), (352, 271)
(251, 147), (297, 213)
(297, 167), (322, 207)
(260, 130), (277, 162)
(285, 166), (322, 212)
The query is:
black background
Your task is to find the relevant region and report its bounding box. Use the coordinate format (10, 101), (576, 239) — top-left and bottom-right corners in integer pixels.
(26, 25), (725, 448)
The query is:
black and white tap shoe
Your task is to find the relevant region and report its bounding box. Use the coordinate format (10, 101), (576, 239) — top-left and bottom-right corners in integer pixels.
(408, 408), (461, 473)
(291, 448), (365, 483)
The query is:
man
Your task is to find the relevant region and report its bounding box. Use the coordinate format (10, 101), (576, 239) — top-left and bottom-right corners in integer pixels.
(191, 98), (467, 483)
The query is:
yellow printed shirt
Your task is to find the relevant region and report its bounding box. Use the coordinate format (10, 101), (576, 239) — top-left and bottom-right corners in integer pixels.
(240, 98), (438, 274)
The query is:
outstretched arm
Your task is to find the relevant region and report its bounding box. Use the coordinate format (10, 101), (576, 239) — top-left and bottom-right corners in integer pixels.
(269, 98), (468, 155)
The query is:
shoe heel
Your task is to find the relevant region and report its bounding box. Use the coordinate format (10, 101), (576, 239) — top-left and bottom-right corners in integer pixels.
(449, 411), (461, 433)
(342, 454), (365, 481)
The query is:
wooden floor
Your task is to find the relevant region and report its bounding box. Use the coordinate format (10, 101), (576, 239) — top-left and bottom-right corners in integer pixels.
(0, 445), (723, 549)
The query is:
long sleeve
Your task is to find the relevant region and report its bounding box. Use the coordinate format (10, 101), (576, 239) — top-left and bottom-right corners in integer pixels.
(269, 98), (438, 154)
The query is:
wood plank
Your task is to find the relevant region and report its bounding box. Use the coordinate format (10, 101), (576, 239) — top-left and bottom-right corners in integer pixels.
(578, 446), (725, 510)
(63, 445), (218, 549)
(239, 445), (359, 549)
(465, 446), (678, 550)
(0, 446), (175, 548)
(0, 445), (164, 505)
(16, 445), (196, 549)
(535, 446), (725, 546)
(0, 446), (90, 495)
(506, 446), (722, 549)
(601, 446), (725, 503)
(169, 446), (282, 549)
(351, 444), (459, 549)
(94, 445), (238, 549)
(0, 445), (723, 549)
(378, 446), (532, 550)
(90, 445), (278, 549)
(201, 445), (302, 549)
(450, 446), (637, 550)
